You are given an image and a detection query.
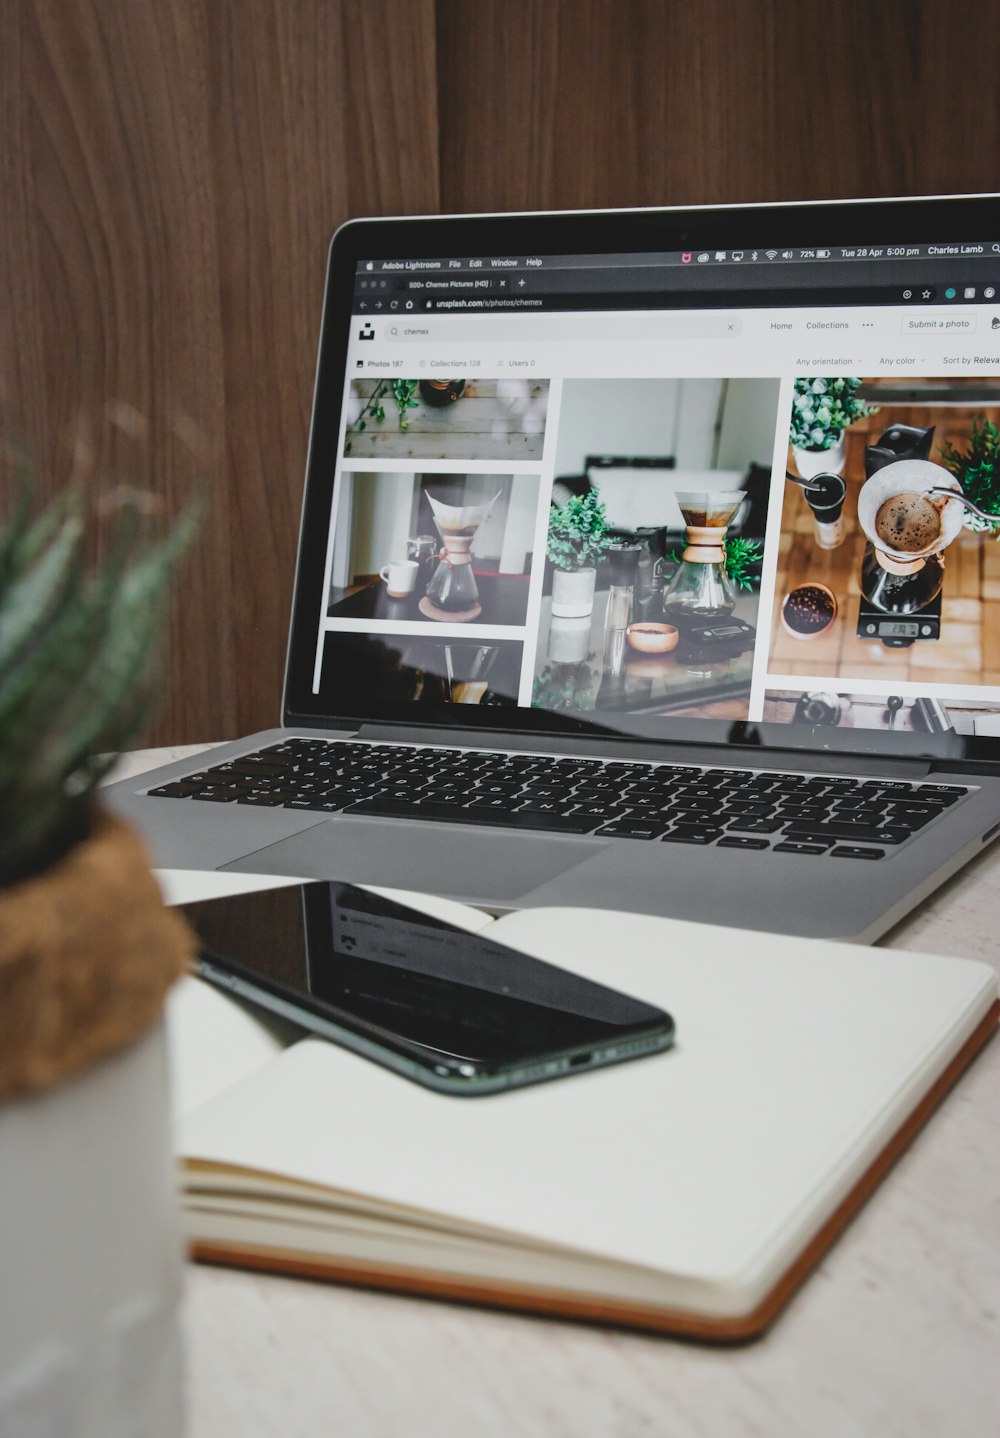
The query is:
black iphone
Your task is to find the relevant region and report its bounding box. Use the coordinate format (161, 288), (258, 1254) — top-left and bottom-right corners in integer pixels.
(182, 882), (674, 1096)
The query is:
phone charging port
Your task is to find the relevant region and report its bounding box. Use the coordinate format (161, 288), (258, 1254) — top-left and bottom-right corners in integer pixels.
(569, 1052), (592, 1068)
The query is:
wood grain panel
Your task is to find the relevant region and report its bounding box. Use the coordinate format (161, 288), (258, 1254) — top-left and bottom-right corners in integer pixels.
(4, 0), (998, 746)
(0, 0), (439, 744)
(1, 0), (237, 742)
(200, 0), (439, 737)
(434, 0), (1000, 212)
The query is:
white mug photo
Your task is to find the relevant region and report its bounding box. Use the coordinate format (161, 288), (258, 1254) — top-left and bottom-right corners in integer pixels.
(380, 559), (419, 597)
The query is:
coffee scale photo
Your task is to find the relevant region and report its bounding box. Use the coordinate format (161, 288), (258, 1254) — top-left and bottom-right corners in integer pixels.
(769, 377), (1000, 686)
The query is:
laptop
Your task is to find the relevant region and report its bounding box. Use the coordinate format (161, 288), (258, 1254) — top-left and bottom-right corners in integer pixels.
(105, 194), (1000, 942)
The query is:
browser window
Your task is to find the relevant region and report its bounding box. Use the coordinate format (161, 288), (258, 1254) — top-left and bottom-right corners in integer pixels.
(311, 240), (1000, 746)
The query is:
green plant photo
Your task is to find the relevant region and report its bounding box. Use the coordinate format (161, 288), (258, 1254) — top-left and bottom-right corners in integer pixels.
(345, 379), (421, 454)
(789, 376), (878, 451)
(940, 417), (1000, 532)
(546, 489), (611, 571)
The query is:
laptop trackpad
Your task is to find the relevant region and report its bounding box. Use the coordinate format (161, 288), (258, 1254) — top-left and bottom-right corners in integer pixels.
(220, 816), (601, 905)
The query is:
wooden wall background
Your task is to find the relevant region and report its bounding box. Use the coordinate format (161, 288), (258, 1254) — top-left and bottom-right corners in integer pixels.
(3, 0), (998, 743)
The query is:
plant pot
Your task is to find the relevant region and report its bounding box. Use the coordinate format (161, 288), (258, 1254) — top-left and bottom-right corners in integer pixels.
(0, 812), (193, 1438)
(551, 565), (597, 618)
(548, 614), (592, 663)
(792, 431), (846, 479)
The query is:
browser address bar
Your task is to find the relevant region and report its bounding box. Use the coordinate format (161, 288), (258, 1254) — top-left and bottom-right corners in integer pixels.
(384, 313), (743, 342)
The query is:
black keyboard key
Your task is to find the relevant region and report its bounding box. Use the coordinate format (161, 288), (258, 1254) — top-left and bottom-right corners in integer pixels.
(726, 817), (785, 834)
(830, 845), (886, 860)
(786, 821), (910, 844)
(717, 836), (770, 850)
(515, 799), (581, 815)
(149, 782), (199, 798)
(723, 801), (773, 817)
(774, 841), (830, 855)
(886, 802), (943, 820)
(917, 785), (963, 799)
(235, 792), (284, 807)
(778, 807), (833, 824)
(661, 825), (723, 845)
(594, 819), (667, 840)
(343, 797), (598, 833)
(190, 788), (238, 802)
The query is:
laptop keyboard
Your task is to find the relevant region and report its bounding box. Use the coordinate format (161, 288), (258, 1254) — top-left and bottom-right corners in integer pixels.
(147, 737), (968, 861)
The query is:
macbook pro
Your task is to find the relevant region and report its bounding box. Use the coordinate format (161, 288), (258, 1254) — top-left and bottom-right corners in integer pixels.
(106, 194), (1000, 941)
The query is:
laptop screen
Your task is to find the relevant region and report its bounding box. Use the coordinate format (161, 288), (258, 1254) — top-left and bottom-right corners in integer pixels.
(284, 198), (1000, 765)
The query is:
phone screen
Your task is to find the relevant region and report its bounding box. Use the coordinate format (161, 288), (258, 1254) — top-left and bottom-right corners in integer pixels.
(182, 883), (674, 1094)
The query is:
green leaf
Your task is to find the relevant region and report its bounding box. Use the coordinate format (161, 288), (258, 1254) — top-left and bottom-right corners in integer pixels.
(0, 489), (200, 886)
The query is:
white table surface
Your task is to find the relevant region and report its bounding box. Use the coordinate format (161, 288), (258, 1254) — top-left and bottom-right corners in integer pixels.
(114, 747), (1000, 1438)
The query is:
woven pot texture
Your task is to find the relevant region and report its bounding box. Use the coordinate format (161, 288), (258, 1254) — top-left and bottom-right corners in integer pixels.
(0, 810), (194, 1104)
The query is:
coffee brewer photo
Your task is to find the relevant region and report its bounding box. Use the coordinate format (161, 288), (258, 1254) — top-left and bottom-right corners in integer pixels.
(769, 376), (1000, 688)
(530, 377), (779, 721)
(327, 472), (538, 628)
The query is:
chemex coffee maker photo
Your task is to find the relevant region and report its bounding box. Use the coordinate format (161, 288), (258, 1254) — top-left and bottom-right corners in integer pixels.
(418, 490), (499, 623)
(661, 490), (756, 659)
(855, 423), (967, 649)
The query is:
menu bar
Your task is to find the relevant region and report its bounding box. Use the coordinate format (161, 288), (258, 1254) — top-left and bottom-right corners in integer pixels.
(356, 242), (1000, 274)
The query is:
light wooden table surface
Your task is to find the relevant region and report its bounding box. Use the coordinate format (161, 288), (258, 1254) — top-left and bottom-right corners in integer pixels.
(116, 747), (1000, 1438)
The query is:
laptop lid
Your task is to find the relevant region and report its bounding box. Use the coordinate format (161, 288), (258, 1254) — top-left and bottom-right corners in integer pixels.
(283, 195), (1000, 771)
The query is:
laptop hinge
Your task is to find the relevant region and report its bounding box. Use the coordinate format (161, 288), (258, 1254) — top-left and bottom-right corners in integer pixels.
(929, 756), (1000, 777)
(353, 723), (942, 777)
(355, 722), (537, 750)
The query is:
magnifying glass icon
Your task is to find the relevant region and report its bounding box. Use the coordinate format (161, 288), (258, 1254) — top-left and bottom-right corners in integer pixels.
(390, 326), (399, 335)
(993, 243), (1000, 254)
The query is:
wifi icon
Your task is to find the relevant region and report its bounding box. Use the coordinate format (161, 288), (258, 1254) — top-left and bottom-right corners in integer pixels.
(765, 249), (779, 260)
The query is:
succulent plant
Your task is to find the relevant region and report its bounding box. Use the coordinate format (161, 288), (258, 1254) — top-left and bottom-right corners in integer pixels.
(789, 376), (878, 450)
(0, 484), (197, 887)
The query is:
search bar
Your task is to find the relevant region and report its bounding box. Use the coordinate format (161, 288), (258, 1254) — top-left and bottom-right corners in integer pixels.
(384, 313), (743, 342)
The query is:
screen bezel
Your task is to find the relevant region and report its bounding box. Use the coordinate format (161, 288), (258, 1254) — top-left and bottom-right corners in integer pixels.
(282, 193), (1000, 770)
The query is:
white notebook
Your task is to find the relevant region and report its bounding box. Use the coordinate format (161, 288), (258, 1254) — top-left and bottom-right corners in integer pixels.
(165, 881), (998, 1341)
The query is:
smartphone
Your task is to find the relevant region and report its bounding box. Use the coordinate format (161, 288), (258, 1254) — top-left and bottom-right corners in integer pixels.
(182, 882), (674, 1096)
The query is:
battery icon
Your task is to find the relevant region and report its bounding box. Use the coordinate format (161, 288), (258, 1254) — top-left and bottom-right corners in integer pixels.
(816, 249), (831, 258)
